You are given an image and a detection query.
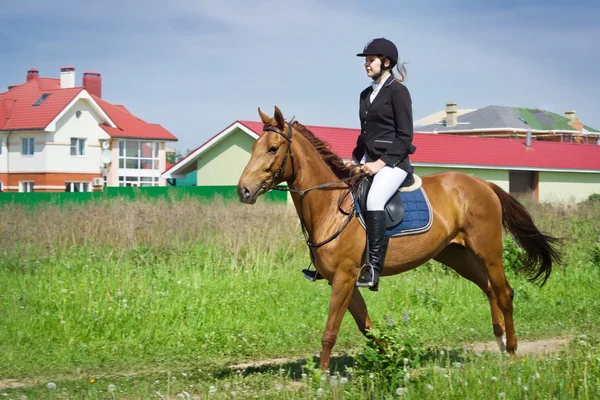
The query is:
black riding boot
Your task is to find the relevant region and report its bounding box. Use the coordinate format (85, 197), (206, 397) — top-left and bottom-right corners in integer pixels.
(356, 210), (388, 291)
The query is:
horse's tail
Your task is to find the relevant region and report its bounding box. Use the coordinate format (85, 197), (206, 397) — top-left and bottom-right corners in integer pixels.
(488, 183), (562, 286)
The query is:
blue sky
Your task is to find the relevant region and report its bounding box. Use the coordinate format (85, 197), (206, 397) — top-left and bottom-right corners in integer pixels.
(1, 0), (599, 152)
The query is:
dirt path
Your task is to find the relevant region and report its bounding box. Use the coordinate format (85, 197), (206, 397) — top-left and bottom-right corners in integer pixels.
(0, 336), (573, 390)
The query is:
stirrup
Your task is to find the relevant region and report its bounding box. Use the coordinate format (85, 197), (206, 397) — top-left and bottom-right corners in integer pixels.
(355, 263), (377, 288)
(302, 268), (324, 281)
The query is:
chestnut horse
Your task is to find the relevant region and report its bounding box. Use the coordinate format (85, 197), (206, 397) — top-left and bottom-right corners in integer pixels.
(237, 106), (561, 370)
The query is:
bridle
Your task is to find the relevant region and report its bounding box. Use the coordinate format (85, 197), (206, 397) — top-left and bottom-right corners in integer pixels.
(261, 122), (366, 248)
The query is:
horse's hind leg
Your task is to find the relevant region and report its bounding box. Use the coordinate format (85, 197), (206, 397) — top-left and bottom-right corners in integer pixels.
(434, 244), (510, 353)
(347, 288), (374, 337)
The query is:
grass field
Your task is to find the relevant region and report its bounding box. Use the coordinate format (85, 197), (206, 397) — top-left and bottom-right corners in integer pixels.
(0, 196), (599, 398)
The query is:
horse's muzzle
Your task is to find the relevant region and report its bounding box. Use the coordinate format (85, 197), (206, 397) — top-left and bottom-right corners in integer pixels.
(237, 184), (265, 204)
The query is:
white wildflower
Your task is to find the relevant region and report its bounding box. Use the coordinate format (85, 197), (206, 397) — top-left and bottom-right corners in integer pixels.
(499, 392), (505, 398)
(454, 362), (462, 368)
(209, 385), (217, 394)
(369, 373), (374, 379)
(403, 358), (409, 365)
(517, 377), (522, 386)
(396, 387), (408, 395)
(440, 350), (445, 356)
(523, 386), (529, 391)
(275, 384), (282, 391)
(443, 374), (449, 379)
(491, 376), (498, 382)
(470, 328), (475, 333)
(340, 377), (348, 384)
(107, 384), (117, 392)
(534, 372), (540, 380)
(47, 382), (57, 390)
(316, 388), (325, 397)
(580, 340), (587, 345)
(426, 384), (434, 390)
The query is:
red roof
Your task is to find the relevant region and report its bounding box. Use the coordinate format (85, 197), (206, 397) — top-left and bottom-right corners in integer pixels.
(235, 120), (600, 171)
(0, 78), (82, 130)
(94, 95), (177, 141)
(0, 72), (177, 141)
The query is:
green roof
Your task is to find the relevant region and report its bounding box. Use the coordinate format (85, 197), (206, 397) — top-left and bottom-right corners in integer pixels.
(518, 108), (599, 132)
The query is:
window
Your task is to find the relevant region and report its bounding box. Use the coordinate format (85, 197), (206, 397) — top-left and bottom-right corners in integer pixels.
(70, 138), (86, 156)
(32, 93), (51, 107)
(19, 181), (34, 192)
(22, 138), (34, 156)
(0, 181), (3, 192)
(118, 176), (160, 187)
(117, 140), (161, 187)
(65, 182), (90, 192)
(0, 138), (3, 155)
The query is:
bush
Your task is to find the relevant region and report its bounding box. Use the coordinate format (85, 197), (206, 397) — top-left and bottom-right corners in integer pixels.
(351, 320), (428, 381)
(587, 193), (600, 203)
(502, 234), (527, 274)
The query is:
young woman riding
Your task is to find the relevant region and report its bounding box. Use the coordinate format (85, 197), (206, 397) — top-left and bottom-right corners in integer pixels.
(351, 37), (416, 291)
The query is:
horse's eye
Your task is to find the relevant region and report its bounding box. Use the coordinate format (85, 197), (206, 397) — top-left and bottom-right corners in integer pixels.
(268, 146), (279, 154)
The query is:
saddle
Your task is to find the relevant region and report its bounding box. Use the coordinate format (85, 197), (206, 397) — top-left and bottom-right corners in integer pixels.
(355, 171), (422, 228)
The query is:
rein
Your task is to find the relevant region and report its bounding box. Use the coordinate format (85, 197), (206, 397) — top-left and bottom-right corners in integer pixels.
(263, 123), (366, 248)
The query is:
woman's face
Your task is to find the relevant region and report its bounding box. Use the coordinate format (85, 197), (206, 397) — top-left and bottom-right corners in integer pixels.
(364, 55), (388, 78)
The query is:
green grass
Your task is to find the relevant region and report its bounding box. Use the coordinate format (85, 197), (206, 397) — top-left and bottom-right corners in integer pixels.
(0, 197), (599, 398)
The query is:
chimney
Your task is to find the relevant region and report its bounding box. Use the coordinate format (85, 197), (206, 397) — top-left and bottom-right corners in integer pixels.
(7, 84), (17, 90)
(526, 131), (532, 147)
(445, 102), (458, 127)
(26, 68), (39, 82)
(564, 110), (576, 120)
(60, 66), (75, 89)
(83, 71), (102, 98)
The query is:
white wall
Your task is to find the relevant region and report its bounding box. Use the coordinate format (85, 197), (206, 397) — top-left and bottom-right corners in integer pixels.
(539, 171), (600, 203)
(49, 99), (110, 173)
(6, 130), (49, 172)
(0, 133), (7, 172)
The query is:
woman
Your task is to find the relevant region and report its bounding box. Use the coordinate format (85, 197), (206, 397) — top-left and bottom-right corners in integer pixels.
(351, 37), (416, 291)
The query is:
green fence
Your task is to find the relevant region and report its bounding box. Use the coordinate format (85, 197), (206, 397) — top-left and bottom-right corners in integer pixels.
(0, 186), (288, 207)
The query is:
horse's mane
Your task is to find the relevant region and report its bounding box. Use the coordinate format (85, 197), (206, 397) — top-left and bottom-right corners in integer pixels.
(290, 121), (353, 179)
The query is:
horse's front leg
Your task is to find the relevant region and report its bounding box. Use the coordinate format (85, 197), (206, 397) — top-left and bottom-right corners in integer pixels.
(319, 265), (356, 370)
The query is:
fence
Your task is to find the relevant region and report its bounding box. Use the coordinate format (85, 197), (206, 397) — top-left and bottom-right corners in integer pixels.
(0, 185), (288, 207)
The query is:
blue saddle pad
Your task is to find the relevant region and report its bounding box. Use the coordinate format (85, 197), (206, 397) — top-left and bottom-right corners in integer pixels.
(356, 187), (433, 237)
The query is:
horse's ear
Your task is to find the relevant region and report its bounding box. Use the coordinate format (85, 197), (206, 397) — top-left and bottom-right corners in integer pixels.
(258, 107), (271, 126)
(273, 106), (285, 129)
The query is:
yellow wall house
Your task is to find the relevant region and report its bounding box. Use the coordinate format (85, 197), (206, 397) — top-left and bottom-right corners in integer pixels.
(161, 120), (600, 204)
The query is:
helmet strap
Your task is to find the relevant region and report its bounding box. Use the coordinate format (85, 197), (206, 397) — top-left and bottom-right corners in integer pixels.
(372, 56), (391, 81)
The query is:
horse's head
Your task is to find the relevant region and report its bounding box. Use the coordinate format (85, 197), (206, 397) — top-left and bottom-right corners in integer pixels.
(237, 106), (296, 204)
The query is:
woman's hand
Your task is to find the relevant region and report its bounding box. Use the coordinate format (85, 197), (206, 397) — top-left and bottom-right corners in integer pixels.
(362, 159), (386, 175)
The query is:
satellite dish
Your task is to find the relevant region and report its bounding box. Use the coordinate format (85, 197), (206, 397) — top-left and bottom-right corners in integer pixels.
(101, 149), (112, 164)
(102, 141), (110, 150)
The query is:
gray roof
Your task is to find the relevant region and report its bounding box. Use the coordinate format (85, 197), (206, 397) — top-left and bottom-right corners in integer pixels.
(417, 105), (532, 132)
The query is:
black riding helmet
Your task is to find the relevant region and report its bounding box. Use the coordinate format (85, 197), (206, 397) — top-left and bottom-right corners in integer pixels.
(357, 38), (398, 70)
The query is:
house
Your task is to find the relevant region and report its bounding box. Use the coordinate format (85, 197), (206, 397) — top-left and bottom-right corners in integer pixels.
(0, 67), (178, 192)
(161, 120), (600, 204)
(417, 102), (600, 144)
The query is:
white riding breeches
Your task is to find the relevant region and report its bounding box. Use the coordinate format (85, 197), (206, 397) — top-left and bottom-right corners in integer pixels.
(366, 166), (408, 211)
